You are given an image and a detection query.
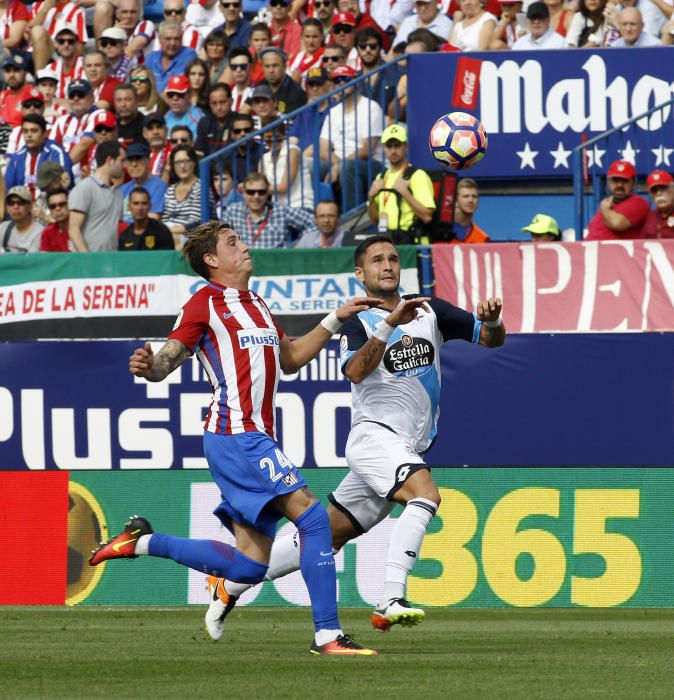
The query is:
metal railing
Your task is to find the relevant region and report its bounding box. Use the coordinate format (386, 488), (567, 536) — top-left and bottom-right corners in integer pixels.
(200, 56), (407, 233)
(572, 96), (674, 240)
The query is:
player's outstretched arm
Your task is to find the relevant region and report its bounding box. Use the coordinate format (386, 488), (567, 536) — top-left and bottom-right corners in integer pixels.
(279, 297), (382, 373)
(477, 297), (506, 348)
(129, 340), (192, 382)
(345, 297), (431, 384)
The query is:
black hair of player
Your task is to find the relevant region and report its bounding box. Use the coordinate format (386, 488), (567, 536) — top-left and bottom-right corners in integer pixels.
(354, 234), (396, 267)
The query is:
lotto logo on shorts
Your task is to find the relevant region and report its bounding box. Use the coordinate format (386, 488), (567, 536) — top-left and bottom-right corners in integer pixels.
(237, 328), (280, 349)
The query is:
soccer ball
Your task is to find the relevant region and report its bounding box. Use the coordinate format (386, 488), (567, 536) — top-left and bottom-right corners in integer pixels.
(428, 112), (488, 170)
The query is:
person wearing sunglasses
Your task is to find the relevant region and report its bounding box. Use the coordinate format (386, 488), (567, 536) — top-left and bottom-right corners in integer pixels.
(30, 2), (87, 73)
(79, 110), (118, 179)
(314, 0), (337, 37)
(44, 24), (85, 103)
(194, 82), (234, 158)
(129, 66), (161, 115)
(330, 12), (359, 68)
(319, 64), (384, 211)
(157, 0), (203, 52)
(98, 27), (134, 82)
(164, 74), (205, 140)
(257, 46), (307, 116)
(49, 79), (100, 166)
(222, 171), (320, 248)
(39, 188), (73, 252)
(0, 54), (29, 129)
(145, 21), (198, 93)
(221, 113), (264, 184)
(215, 0), (252, 49)
(321, 42), (346, 69)
(337, 0), (391, 50)
(0, 186), (43, 254)
(355, 27), (400, 113)
(227, 47), (254, 113)
(270, 0), (303, 56)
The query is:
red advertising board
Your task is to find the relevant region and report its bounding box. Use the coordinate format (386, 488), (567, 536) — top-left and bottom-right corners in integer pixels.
(433, 240), (674, 332)
(0, 472), (69, 604)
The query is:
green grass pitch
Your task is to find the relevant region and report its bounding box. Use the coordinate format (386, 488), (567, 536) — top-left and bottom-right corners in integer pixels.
(2, 607), (674, 699)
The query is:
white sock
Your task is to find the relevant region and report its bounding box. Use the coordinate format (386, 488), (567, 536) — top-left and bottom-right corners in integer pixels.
(135, 534), (152, 556)
(225, 531), (302, 598)
(380, 498), (438, 605)
(315, 628), (342, 646)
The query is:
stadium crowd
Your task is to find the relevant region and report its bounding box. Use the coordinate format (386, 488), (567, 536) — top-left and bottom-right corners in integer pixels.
(0, 0), (672, 254)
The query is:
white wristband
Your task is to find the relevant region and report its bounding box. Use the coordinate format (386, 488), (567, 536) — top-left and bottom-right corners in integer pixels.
(320, 310), (342, 335)
(484, 317), (503, 328)
(373, 321), (394, 343)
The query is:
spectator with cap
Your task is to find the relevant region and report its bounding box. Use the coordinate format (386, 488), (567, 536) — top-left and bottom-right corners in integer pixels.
(36, 68), (69, 126)
(143, 112), (172, 182)
(39, 188), (72, 252)
(83, 48), (121, 112)
(521, 214), (562, 241)
(114, 82), (145, 145)
(5, 114), (73, 192)
(99, 27), (135, 82)
(249, 84), (280, 129)
(587, 160), (650, 240)
(215, 0), (252, 49)
(0, 53), (29, 129)
(288, 65), (333, 157)
(164, 75), (205, 140)
(295, 199), (345, 247)
(641, 170), (674, 239)
(337, 0), (392, 51)
(221, 112), (264, 183)
(512, 1), (568, 48)
(33, 161), (72, 225)
(222, 171), (320, 248)
(610, 6), (663, 46)
(80, 111), (119, 179)
(43, 22), (84, 103)
(50, 79), (105, 166)
(331, 12), (359, 69)
(490, 0), (526, 49)
(5, 88), (47, 156)
(449, 0), (496, 51)
(68, 140), (125, 252)
(118, 187), (175, 250)
(453, 178), (490, 243)
(258, 47), (307, 115)
(0, 186), (44, 254)
(120, 141), (168, 223)
(129, 66), (162, 115)
(145, 21), (198, 94)
(288, 18), (326, 85)
(270, 0), (303, 56)
(195, 83), (234, 157)
(396, 0), (454, 47)
(29, 0), (87, 73)
(320, 64), (384, 211)
(228, 48), (255, 113)
(367, 124), (435, 244)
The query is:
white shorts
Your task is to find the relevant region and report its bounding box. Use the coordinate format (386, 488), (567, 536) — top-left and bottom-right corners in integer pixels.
(332, 421), (427, 531)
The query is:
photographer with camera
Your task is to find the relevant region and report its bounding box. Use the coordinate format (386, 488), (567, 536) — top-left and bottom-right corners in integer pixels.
(367, 123), (435, 244)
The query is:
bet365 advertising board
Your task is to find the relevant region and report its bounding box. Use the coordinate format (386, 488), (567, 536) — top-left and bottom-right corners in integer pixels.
(2, 469), (674, 608)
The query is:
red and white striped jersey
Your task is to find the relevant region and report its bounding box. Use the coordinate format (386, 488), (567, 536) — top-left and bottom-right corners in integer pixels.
(1, 1), (30, 46)
(150, 144), (171, 177)
(129, 19), (157, 64)
(169, 282), (285, 439)
(50, 107), (106, 152)
(5, 125), (24, 155)
(31, 1), (88, 42)
(231, 84), (254, 113)
(47, 57), (84, 100)
(288, 48), (324, 82)
(44, 102), (69, 126)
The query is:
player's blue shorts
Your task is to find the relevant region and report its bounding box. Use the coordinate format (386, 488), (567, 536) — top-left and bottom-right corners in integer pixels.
(203, 430), (305, 539)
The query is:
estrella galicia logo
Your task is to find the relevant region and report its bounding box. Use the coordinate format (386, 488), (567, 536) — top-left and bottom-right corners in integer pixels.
(383, 335), (434, 377)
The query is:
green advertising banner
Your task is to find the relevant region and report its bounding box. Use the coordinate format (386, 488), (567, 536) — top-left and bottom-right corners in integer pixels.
(67, 468), (674, 609)
(0, 248), (420, 339)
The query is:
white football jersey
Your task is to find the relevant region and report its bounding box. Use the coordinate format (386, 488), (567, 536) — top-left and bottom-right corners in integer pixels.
(340, 296), (481, 453)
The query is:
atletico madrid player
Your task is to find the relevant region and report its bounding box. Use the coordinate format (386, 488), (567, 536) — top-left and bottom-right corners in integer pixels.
(90, 221), (380, 656)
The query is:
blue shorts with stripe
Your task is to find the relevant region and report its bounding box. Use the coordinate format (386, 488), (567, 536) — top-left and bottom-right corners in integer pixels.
(203, 431), (305, 539)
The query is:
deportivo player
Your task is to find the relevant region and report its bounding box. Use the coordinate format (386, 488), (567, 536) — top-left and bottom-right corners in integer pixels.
(90, 221), (380, 656)
(206, 234), (505, 638)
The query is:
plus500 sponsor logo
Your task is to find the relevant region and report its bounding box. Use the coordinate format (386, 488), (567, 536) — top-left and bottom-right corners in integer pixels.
(237, 328), (279, 349)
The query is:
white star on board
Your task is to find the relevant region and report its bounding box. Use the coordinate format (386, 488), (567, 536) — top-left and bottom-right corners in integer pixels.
(651, 145), (674, 167)
(618, 140), (640, 165)
(550, 141), (571, 169)
(516, 142), (538, 170)
(586, 146), (606, 169)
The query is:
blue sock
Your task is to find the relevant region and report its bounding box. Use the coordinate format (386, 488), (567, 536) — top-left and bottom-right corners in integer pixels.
(295, 502), (340, 633)
(148, 534), (268, 584)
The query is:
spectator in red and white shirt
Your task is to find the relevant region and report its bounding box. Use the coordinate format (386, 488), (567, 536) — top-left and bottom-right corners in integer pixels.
(0, 53), (29, 129)
(30, 0), (88, 72)
(6, 87), (48, 156)
(289, 18), (325, 85)
(45, 22), (84, 103)
(113, 0), (157, 65)
(36, 69), (69, 126)
(270, 0), (303, 56)
(0, 0), (30, 52)
(331, 12), (360, 69)
(82, 48), (122, 112)
(154, 0), (203, 52)
(143, 112), (172, 183)
(50, 79), (106, 166)
(80, 111), (119, 179)
(99, 27), (136, 82)
(228, 47), (256, 114)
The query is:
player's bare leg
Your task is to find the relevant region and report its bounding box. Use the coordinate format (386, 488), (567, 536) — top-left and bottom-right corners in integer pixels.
(371, 468), (439, 632)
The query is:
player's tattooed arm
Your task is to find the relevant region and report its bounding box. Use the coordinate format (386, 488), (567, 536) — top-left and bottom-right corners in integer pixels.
(129, 340), (192, 382)
(344, 338), (387, 383)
